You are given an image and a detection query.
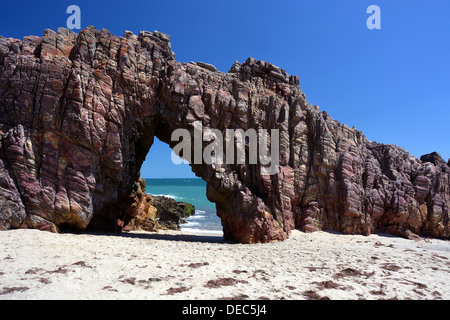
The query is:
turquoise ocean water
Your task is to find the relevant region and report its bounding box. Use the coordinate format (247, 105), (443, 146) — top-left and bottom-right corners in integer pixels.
(144, 178), (223, 234)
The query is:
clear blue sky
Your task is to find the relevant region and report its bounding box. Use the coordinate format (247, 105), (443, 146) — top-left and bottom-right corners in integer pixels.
(1, 0), (449, 178)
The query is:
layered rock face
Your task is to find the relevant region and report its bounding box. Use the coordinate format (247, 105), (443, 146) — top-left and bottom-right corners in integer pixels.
(0, 27), (448, 243)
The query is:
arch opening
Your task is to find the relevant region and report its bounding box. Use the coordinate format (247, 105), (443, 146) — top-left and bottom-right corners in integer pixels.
(141, 137), (222, 235)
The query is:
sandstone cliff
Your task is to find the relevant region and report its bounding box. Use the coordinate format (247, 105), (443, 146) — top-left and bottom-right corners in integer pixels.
(0, 27), (448, 243)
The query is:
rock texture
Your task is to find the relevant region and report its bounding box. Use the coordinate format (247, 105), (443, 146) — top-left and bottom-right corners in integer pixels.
(150, 195), (195, 230)
(109, 177), (157, 232)
(0, 27), (448, 243)
(94, 177), (195, 232)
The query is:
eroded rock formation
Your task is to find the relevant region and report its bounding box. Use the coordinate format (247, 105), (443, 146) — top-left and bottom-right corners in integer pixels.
(0, 27), (448, 243)
(90, 177), (195, 232)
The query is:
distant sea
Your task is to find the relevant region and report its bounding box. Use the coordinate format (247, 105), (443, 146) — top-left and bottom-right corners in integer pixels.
(144, 178), (223, 235)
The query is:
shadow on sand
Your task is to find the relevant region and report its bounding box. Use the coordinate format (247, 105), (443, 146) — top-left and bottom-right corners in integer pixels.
(64, 230), (230, 244)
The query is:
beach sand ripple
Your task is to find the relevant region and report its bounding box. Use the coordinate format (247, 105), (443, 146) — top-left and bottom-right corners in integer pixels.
(0, 229), (449, 300)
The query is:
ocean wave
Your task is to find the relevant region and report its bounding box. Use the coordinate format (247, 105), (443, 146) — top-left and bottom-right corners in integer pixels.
(187, 215), (205, 220)
(195, 210), (206, 214)
(183, 221), (200, 227)
(152, 194), (179, 200)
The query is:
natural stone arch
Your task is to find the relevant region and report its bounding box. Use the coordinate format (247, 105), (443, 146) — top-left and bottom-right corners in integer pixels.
(0, 27), (448, 243)
(0, 27), (297, 243)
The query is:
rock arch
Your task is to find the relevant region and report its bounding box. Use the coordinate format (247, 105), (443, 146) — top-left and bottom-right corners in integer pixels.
(0, 27), (448, 243)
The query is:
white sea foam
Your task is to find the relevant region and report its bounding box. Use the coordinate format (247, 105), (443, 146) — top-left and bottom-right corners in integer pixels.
(187, 215), (205, 220)
(183, 221), (200, 227)
(152, 194), (176, 199)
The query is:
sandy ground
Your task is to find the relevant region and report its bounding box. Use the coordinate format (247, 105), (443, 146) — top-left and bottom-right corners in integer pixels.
(0, 228), (449, 300)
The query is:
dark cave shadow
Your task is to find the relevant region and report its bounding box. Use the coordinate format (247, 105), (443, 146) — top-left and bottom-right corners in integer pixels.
(64, 230), (232, 244)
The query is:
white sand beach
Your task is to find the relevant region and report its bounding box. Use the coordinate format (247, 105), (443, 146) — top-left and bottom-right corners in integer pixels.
(0, 228), (449, 300)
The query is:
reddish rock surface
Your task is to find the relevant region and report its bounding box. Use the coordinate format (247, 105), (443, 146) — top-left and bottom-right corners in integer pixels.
(0, 27), (448, 243)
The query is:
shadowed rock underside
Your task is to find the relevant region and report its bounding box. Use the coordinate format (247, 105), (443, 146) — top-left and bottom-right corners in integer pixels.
(0, 27), (448, 243)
